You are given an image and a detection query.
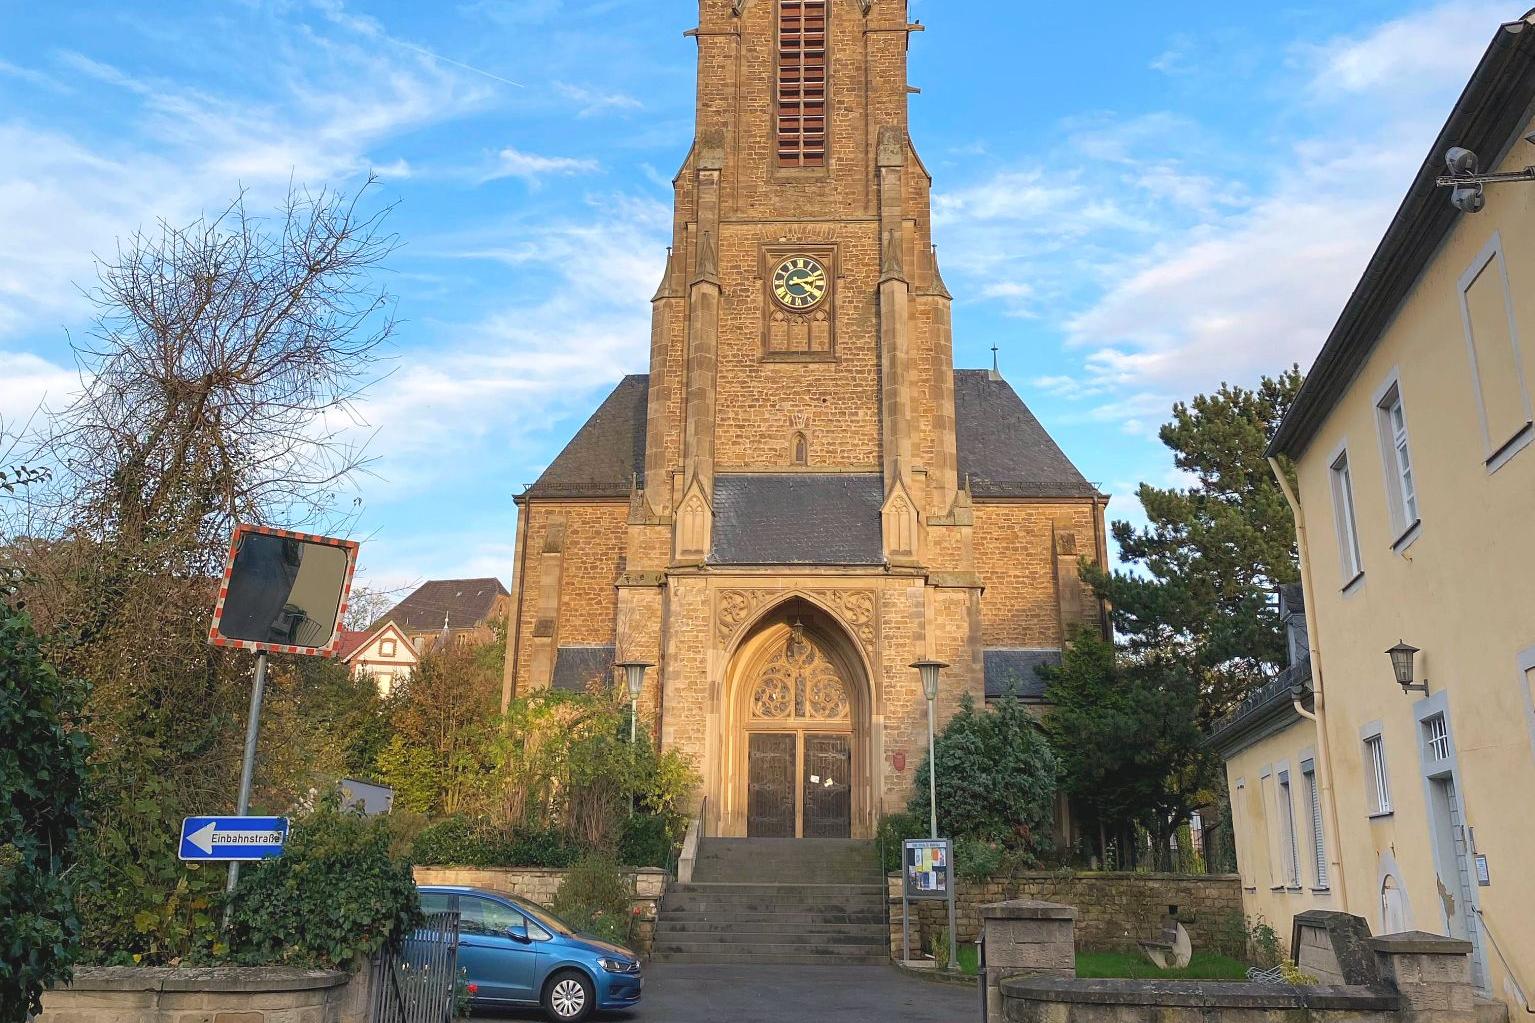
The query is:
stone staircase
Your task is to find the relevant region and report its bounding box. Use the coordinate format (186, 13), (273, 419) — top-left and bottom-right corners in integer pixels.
(652, 838), (889, 965)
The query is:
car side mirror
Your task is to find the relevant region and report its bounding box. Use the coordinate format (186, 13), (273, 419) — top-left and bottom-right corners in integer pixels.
(506, 924), (532, 944)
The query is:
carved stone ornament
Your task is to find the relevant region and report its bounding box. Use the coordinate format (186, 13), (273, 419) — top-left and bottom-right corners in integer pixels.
(715, 588), (878, 658)
(749, 631), (851, 723)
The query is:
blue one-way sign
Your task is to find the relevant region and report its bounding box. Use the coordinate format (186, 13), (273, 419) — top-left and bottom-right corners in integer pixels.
(179, 816), (289, 862)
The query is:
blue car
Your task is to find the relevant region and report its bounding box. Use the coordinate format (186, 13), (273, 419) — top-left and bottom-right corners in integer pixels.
(418, 885), (642, 1022)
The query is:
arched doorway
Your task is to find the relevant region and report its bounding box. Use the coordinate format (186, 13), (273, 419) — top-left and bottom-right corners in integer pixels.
(720, 599), (872, 839)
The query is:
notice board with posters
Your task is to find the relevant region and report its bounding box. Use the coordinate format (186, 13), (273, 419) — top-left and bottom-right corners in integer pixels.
(903, 838), (951, 900)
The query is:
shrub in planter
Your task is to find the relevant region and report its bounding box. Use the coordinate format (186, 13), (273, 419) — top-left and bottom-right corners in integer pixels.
(551, 854), (633, 947)
(228, 801), (420, 969)
(617, 815), (672, 869)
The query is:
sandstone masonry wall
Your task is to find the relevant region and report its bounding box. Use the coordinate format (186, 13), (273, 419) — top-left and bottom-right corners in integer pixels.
(890, 872), (1246, 960)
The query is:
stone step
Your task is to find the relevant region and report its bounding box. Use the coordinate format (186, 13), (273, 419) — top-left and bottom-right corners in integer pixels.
(657, 912), (887, 927)
(667, 882), (885, 897)
(1475, 998), (1510, 1023)
(692, 838), (883, 885)
(661, 899), (884, 917)
(652, 940), (889, 959)
(653, 928), (886, 946)
(650, 951), (891, 966)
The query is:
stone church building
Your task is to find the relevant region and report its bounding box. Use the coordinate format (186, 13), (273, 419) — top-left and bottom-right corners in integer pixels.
(503, 0), (1108, 841)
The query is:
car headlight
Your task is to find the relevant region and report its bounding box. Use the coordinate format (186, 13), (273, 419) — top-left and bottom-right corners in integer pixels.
(598, 957), (639, 974)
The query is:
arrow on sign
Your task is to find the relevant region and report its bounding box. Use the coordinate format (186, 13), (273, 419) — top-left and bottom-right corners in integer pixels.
(179, 816), (289, 862)
(186, 822), (284, 855)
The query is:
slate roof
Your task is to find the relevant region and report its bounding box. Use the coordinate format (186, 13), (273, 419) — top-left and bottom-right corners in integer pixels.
(552, 646), (616, 693)
(954, 371), (1099, 499)
(1205, 658), (1315, 757)
(521, 371), (1099, 501)
(378, 578), (510, 632)
(984, 648), (1061, 700)
(710, 474), (886, 566)
(524, 376), (649, 499)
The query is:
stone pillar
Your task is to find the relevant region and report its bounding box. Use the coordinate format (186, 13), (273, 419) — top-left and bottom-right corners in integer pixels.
(1369, 931), (1477, 1023)
(1291, 909), (1379, 987)
(979, 900), (1076, 1023)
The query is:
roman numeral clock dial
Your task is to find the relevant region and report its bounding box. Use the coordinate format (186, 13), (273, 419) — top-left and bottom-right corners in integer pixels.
(772, 255), (829, 311)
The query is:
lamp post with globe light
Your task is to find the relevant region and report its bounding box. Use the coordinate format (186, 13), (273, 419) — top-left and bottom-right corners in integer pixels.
(910, 660), (948, 839)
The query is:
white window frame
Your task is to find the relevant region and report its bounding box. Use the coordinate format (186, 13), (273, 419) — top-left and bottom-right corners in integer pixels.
(1277, 767), (1301, 888)
(1458, 231), (1534, 473)
(1362, 725), (1393, 817)
(1373, 373), (1420, 547)
(1259, 768), (1282, 889)
(1302, 759), (1329, 890)
(1233, 778), (1254, 890)
(1329, 445), (1364, 586)
(380, 639), (397, 657)
(1423, 714), (1451, 764)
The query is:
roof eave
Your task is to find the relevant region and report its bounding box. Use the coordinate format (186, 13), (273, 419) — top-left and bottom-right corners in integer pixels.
(1269, 16), (1535, 460)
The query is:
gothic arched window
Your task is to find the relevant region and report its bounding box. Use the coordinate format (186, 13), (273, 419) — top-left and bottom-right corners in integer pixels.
(750, 627), (850, 723)
(793, 432), (809, 466)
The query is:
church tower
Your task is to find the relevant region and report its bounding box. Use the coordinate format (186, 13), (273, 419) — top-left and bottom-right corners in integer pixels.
(504, 0), (1109, 841)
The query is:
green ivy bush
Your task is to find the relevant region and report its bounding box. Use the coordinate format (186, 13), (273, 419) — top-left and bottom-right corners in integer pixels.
(1, 600), (92, 1023)
(551, 854), (633, 947)
(910, 694), (1057, 862)
(954, 837), (1003, 883)
(412, 816), (585, 868)
(617, 815), (672, 869)
(228, 801), (420, 969)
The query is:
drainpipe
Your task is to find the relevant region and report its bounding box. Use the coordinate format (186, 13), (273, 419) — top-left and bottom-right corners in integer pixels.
(1269, 456), (1350, 909)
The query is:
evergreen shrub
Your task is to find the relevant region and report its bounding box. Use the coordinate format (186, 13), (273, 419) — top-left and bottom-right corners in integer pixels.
(228, 801), (419, 969)
(617, 815), (672, 869)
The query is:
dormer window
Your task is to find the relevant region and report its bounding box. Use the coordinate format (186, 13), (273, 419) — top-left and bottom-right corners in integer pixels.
(778, 0), (827, 167)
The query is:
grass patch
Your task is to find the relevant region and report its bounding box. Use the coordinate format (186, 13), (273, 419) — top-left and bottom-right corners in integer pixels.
(1074, 951), (1249, 980)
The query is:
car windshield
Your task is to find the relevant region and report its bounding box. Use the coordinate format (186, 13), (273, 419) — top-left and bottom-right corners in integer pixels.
(504, 895), (576, 936)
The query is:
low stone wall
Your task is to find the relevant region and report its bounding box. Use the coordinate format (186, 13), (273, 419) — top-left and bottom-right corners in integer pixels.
(984, 897), (1480, 1023)
(413, 865), (668, 956)
(1001, 977), (1399, 1022)
(890, 872), (1245, 960)
(38, 966), (368, 1023)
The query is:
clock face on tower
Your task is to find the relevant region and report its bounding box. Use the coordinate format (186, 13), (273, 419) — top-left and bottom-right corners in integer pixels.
(771, 255), (829, 311)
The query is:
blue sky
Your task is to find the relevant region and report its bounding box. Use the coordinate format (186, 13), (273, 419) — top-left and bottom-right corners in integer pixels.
(0, 0), (1515, 593)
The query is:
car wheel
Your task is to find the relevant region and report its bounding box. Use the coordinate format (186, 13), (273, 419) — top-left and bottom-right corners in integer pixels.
(542, 969), (594, 1023)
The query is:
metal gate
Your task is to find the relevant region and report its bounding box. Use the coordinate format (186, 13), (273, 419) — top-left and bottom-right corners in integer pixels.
(370, 911), (461, 1023)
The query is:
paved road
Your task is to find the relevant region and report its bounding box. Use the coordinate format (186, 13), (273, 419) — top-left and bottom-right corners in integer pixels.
(473, 963), (977, 1023)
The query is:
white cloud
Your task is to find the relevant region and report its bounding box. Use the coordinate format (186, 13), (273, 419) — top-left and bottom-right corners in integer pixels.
(940, 0), (1504, 402)
(555, 81), (644, 118)
(481, 147), (601, 184)
(0, 351), (78, 430)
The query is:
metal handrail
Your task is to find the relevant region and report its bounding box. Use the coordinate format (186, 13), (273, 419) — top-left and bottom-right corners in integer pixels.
(1472, 906), (1535, 1014)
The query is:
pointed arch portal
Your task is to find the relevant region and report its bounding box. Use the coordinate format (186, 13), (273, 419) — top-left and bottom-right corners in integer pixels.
(715, 597), (873, 838)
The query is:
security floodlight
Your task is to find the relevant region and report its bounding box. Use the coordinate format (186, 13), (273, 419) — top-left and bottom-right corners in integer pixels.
(1452, 185), (1486, 214)
(1436, 145), (1535, 211)
(1445, 147), (1479, 176)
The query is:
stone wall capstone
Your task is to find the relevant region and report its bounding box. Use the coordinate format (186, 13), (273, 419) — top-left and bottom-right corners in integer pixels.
(890, 872), (1246, 961)
(38, 966), (363, 1023)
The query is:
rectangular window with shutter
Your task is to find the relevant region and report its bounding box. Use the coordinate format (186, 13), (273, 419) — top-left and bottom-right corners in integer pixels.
(1375, 382), (1419, 538)
(1364, 734), (1392, 815)
(1277, 770), (1300, 888)
(1303, 761), (1328, 889)
(778, 0), (827, 167)
(1460, 235), (1533, 467)
(1330, 450), (1363, 583)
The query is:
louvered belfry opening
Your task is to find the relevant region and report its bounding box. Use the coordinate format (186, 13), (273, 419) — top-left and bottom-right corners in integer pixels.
(778, 0), (827, 167)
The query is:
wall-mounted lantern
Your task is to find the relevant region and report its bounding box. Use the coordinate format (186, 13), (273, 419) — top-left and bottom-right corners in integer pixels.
(1386, 641), (1429, 696)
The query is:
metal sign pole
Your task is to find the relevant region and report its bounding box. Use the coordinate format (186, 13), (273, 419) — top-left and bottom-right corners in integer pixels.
(946, 867), (959, 973)
(223, 651), (269, 925)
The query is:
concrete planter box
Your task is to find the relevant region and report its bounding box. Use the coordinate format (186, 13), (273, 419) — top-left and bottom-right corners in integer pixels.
(38, 965), (370, 1023)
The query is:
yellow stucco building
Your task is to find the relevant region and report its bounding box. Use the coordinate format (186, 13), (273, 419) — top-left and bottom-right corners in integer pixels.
(1219, 10), (1535, 1013)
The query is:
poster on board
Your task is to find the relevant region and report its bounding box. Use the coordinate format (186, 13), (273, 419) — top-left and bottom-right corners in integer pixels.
(903, 838), (951, 901)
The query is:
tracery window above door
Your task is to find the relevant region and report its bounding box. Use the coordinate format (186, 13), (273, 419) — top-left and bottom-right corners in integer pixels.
(750, 626), (850, 723)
